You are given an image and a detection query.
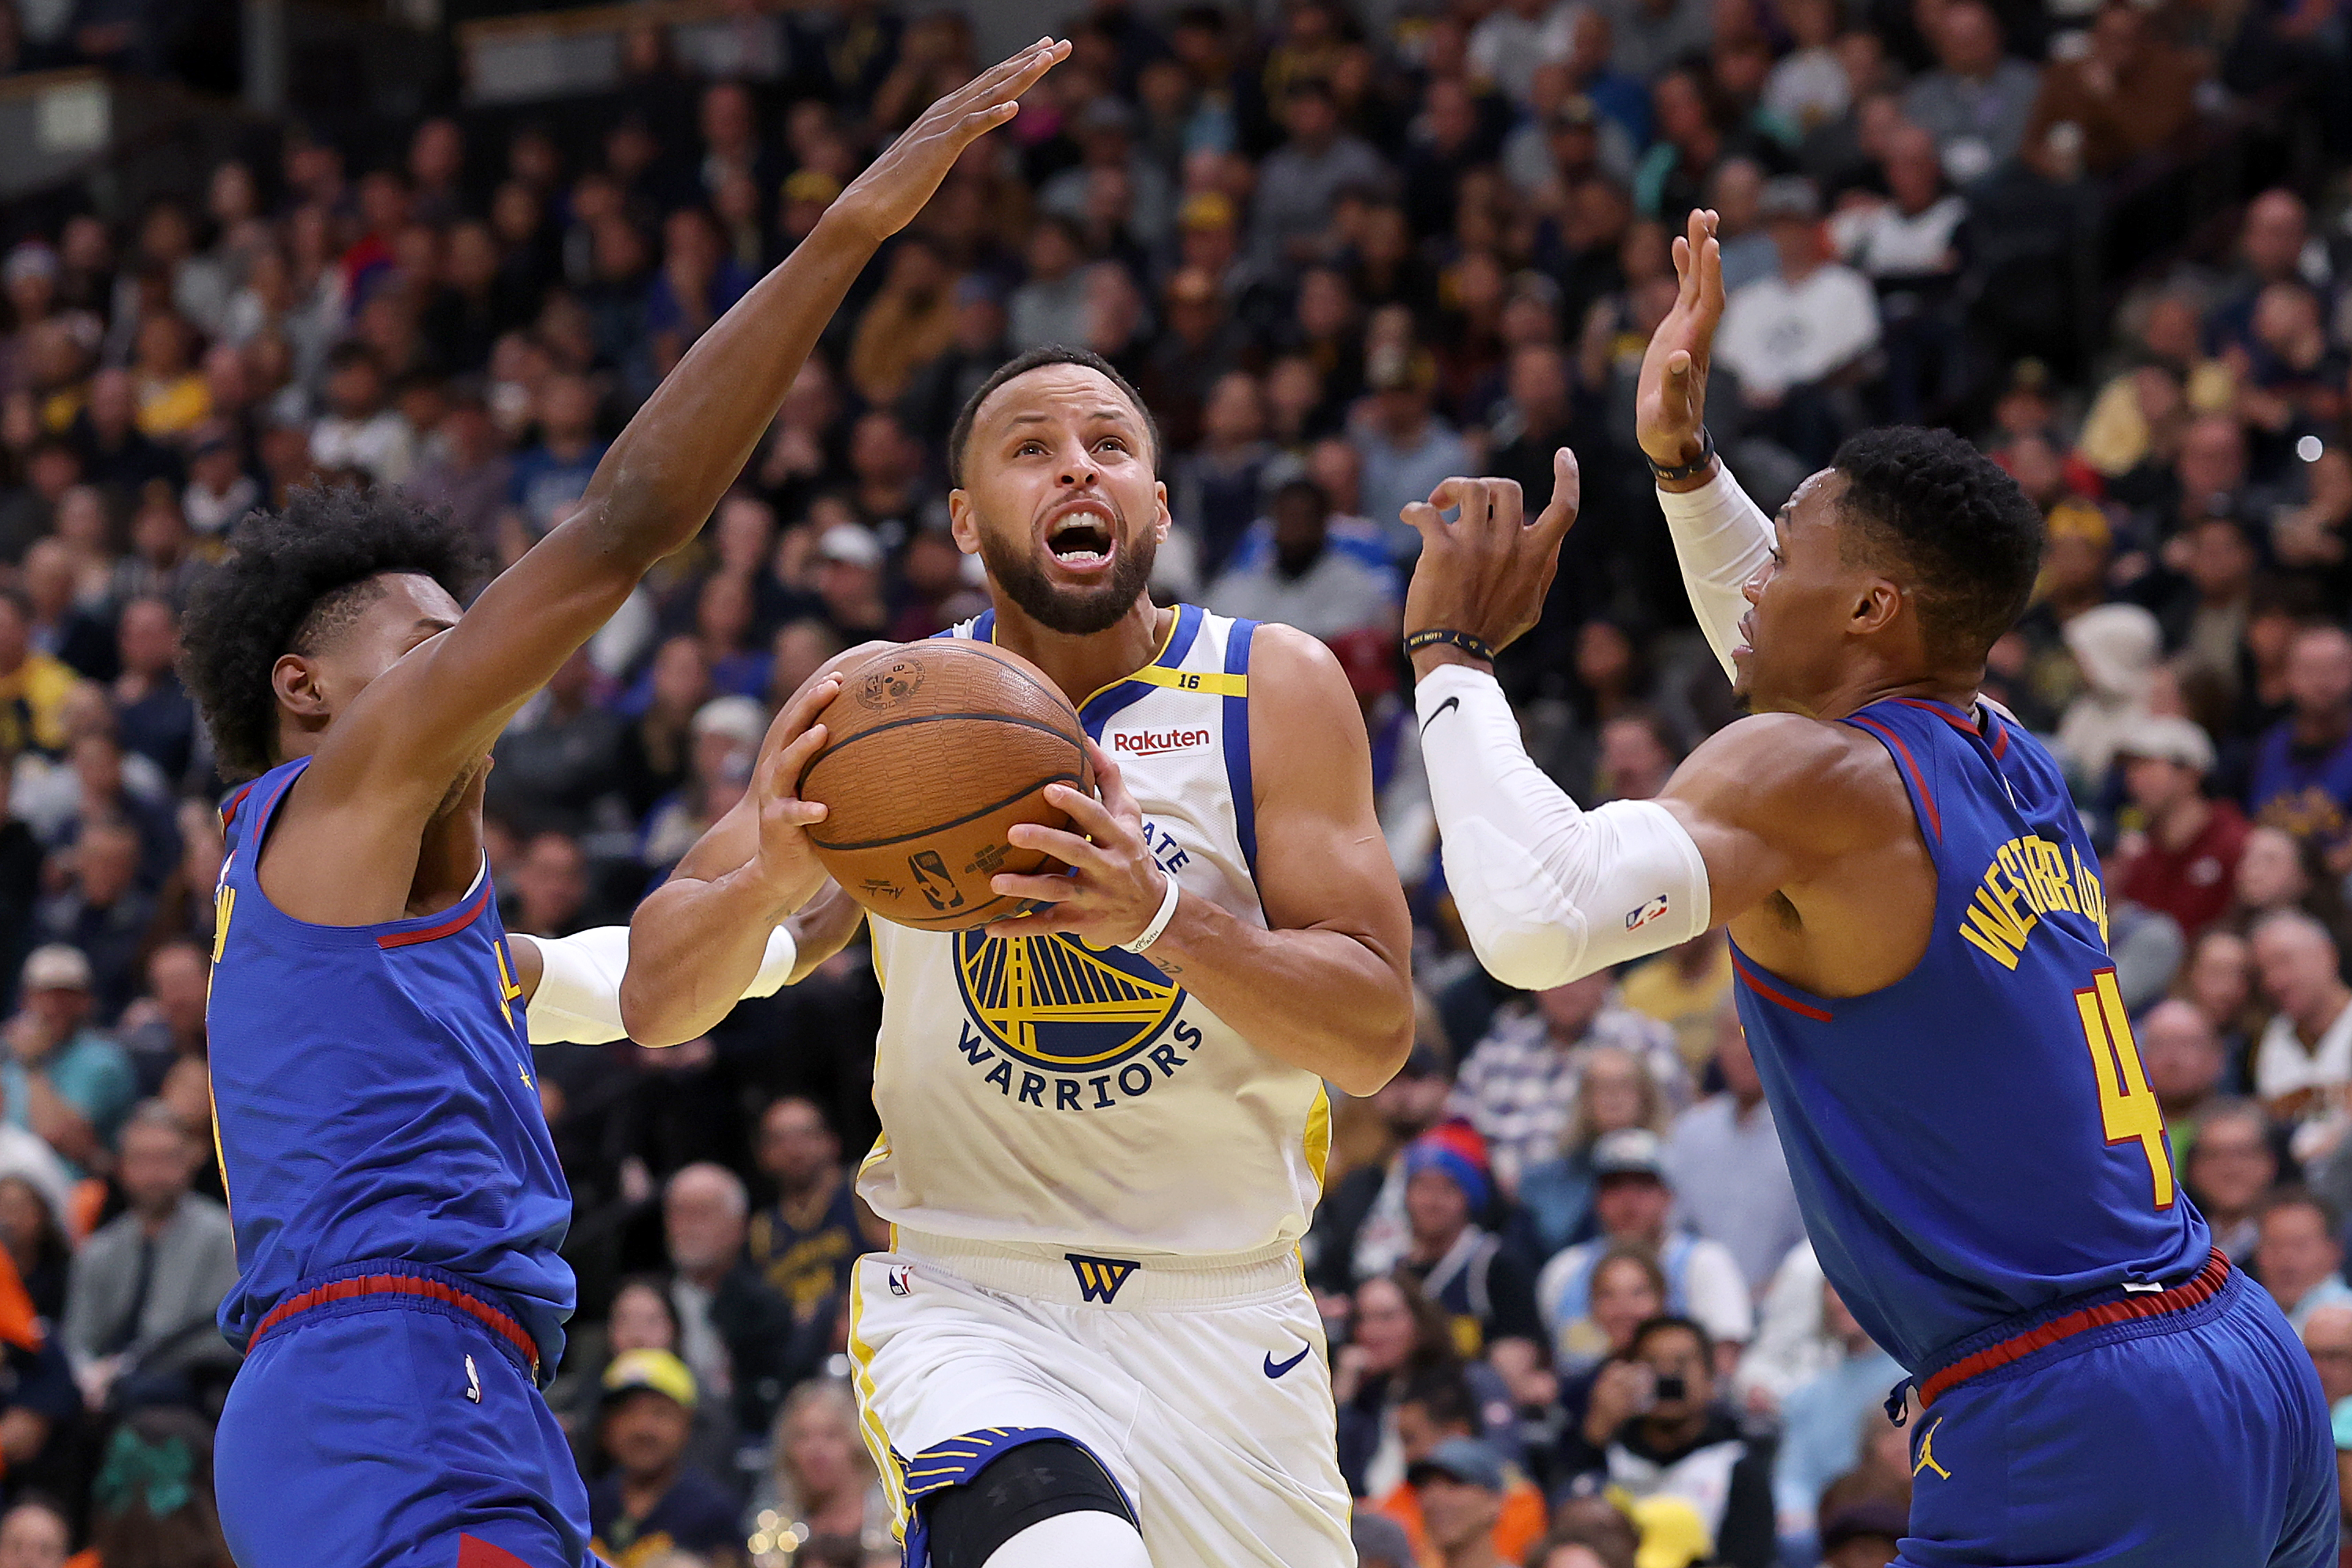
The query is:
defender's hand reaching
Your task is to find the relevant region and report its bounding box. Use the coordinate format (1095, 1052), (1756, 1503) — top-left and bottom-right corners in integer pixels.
(1401, 455), (1581, 678)
(1636, 207), (1727, 478)
(830, 39), (1070, 245)
(985, 743), (1172, 950)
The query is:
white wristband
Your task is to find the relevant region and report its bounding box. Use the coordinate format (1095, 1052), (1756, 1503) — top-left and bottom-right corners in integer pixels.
(743, 925), (800, 998)
(1118, 870), (1183, 954)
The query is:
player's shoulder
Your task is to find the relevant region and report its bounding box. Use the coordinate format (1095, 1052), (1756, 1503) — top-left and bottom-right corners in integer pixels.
(1672, 711), (1910, 847)
(1236, 621), (1358, 722)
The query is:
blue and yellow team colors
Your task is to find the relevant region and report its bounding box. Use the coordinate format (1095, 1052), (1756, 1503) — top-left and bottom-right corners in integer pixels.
(204, 757), (595, 1568)
(1734, 696), (2337, 1566)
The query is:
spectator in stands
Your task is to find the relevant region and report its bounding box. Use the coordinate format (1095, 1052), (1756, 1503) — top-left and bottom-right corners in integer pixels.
(2110, 718), (2244, 942)
(1549, 1244), (1669, 1380)
(2250, 912), (2352, 1140)
(1310, 1040), (1453, 1297)
(2255, 1190), (2352, 1330)
(1513, 1046), (1671, 1266)
(306, 343), (411, 487)
(1558, 1317), (1775, 1566)
(811, 524), (890, 643)
(1354, 346), (1471, 556)
(115, 942), (207, 1097)
(2205, 191), (2317, 358)
(1395, 1435), (1534, 1568)
(34, 819), (155, 1021)
(0, 1498), (68, 1568)
(1662, 1012), (1804, 1295)
(1449, 973), (1683, 1194)
(509, 372), (607, 535)
(1252, 80), (1390, 278)
(1206, 477), (1397, 639)
(2, 946), (135, 1174)
(2249, 624), (2352, 863)
(661, 1161), (796, 1445)
(62, 1102), (238, 1411)
(1713, 178), (1879, 467)
(2020, 0), (2204, 178)
(0, 589), (74, 757)
(1619, 932), (1732, 1077)
(2300, 1303), (2352, 1409)
(1769, 1283), (1901, 1557)
(1900, 1), (2039, 185)
(588, 1350), (740, 1564)
(82, 1409), (233, 1567)
(745, 1097), (866, 1332)
(1395, 1125), (1544, 1378)
(109, 597), (193, 786)
(1170, 370), (1277, 573)
(748, 1379), (892, 1551)
(2138, 999), (2228, 1151)
(1536, 1131), (1755, 1370)
(2185, 1101), (2279, 1263)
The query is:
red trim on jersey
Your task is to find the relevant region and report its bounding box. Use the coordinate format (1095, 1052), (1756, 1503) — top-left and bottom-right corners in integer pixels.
(1894, 697), (1977, 736)
(251, 1272), (539, 1376)
(376, 880), (495, 950)
(457, 1537), (537, 1568)
(1846, 713), (1941, 841)
(218, 782), (255, 830)
(1731, 952), (1834, 1022)
(1918, 1249), (2229, 1409)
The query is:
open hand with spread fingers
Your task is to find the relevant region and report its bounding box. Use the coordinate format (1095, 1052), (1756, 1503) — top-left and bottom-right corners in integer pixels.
(1635, 207), (1727, 478)
(1400, 452), (1581, 679)
(984, 742), (1174, 951)
(830, 38), (1072, 245)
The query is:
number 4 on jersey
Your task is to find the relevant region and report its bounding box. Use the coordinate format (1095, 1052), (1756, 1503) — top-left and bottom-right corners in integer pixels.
(2075, 968), (2175, 1210)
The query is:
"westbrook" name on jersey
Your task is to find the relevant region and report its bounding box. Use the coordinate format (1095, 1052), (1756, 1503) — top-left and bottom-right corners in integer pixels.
(1957, 832), (2109, 970)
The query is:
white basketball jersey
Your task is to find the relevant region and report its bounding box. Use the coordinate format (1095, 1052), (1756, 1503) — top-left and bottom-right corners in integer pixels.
(856, 604), (1333, 1257)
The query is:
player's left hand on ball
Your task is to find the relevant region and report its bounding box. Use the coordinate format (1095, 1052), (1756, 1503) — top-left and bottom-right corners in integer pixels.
(1400, 456), (1579, 672)
(986, 742), (1171, 950)
(749, 674), (838, 903)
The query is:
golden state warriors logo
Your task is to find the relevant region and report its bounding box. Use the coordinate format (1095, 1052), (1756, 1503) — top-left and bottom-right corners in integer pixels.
(955, 932), (1181, 1071)
(949, 932), (1210, 1111)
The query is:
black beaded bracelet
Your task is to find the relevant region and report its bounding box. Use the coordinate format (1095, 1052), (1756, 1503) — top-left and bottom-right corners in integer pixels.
(1645, 425), (1716, 483)
(1405, 628), (1497, 662)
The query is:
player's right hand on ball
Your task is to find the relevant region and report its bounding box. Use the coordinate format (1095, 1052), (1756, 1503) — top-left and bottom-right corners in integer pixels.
(830, 37), (1071, 245)
(1634, 207), (1726, 474)
(748, 673), (840, 907)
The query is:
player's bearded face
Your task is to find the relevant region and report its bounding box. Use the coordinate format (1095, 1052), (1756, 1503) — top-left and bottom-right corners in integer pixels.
(979, 496), (1159, 636)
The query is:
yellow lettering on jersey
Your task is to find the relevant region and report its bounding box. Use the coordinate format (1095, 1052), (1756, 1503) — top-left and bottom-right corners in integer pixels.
(1958, 835), (2109, 969)
(211, 885), (236, 965)
(2076, 969), (2174, 1208)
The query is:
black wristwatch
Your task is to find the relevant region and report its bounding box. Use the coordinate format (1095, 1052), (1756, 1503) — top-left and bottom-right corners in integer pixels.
(1645, 427), (1716, 483)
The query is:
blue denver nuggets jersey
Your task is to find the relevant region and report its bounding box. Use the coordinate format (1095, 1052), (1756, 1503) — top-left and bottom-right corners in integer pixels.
(207, 758), (575, 1375)
(1731, 697), (2210, 1371)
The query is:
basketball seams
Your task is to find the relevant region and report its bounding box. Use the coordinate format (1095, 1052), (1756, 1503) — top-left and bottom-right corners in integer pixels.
(805, 770), (1089, 852)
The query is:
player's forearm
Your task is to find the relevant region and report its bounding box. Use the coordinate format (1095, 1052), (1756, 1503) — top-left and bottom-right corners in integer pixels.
(1655, 458), (1771, 682)
(622, 866), (808, 1046)
(1145, 899), (1412, 1097)
(1416, 663), (1709, 990)
(575, 211), (881, 567)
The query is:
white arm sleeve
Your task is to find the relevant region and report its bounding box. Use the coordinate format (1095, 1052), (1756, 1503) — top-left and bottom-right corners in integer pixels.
(1416, 663), (1709, 991)
(1657, 461), (1775, 683)
(525, 924), (799, 1044)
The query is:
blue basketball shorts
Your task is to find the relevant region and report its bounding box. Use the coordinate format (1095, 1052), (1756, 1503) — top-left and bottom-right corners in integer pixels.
(214, 1264), (593, 1568)
(1896, 1255), (2338, 1568)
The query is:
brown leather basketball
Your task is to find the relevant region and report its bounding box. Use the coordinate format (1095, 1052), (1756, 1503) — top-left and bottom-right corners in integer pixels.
(799, 641), (1093, 931)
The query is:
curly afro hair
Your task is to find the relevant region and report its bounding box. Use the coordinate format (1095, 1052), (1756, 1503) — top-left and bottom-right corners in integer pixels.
(179, 484), (482, 782)
(1830, 426), (2046, 666)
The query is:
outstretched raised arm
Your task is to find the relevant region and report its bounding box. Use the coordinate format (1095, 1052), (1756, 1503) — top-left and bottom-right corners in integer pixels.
(313, 42), (1070, 816)
(1637, 208), (1777, 682)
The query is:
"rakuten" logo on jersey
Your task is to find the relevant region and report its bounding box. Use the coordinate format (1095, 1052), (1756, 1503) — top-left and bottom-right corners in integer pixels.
(1110, 727), (1212, 757)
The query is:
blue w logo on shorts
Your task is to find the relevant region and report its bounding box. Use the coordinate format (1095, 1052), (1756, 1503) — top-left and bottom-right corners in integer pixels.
(1066, 1254), (1140, 1304)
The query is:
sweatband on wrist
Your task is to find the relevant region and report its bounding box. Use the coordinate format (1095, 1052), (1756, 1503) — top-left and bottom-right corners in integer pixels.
(743, 925), (800, 997)
(1118, 870), (1183, 954)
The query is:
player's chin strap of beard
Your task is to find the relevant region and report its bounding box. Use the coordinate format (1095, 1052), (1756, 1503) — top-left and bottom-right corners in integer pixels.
(1413, 662), (1713, 990)
(524, 925), (798, 1044)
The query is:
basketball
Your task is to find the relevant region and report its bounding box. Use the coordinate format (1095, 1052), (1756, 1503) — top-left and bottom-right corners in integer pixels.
(799, 641), (1094, 931)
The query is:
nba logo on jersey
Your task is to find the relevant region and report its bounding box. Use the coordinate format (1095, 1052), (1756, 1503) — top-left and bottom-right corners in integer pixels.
(1066, 1254), (1140, 1304)
(1626, 894), (1671, 932)
(888, 1264), (914, 1297)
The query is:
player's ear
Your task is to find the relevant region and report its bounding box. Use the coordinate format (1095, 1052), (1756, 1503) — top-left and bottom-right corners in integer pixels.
(1851, 579), (1903, 636)
(1152, 478), (1171, 541)
(947, 489), (980, 555)
(273, 651), (330, 720)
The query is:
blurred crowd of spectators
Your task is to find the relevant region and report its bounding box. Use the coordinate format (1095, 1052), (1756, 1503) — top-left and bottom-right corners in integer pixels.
(2, 0), (2352, 1563)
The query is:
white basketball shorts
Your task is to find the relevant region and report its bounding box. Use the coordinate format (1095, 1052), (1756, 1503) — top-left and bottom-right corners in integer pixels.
(845, 1228), (1357, 1568)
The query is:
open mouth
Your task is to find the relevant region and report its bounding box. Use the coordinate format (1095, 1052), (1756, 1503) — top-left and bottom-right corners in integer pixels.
(1044, 503), (1117, 569)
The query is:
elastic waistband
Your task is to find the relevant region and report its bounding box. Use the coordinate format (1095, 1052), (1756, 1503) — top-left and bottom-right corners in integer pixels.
(1917, 1249), (2230, 1409)
(892, 1227), (1304, 1310)
(251, 1260), (540, 1379)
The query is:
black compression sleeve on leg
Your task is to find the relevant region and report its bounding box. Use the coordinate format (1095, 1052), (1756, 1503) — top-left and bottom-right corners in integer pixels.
(921, 1438), (1135, 1568)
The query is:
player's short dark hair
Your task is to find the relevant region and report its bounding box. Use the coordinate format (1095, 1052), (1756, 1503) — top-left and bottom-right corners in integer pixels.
(946, 344), (1161, 489)
(1830, 426), (2046, 665)
(178, 485), (481, 782)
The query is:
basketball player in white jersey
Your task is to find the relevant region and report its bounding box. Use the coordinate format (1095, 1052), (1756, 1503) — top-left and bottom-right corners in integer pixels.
(622, 345), (1415, 1568)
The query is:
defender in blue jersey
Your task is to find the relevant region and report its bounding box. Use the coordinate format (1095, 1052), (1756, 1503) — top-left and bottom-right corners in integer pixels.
(176, 44), (1070, 1568)
(1403, 209), (2336, 1566)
